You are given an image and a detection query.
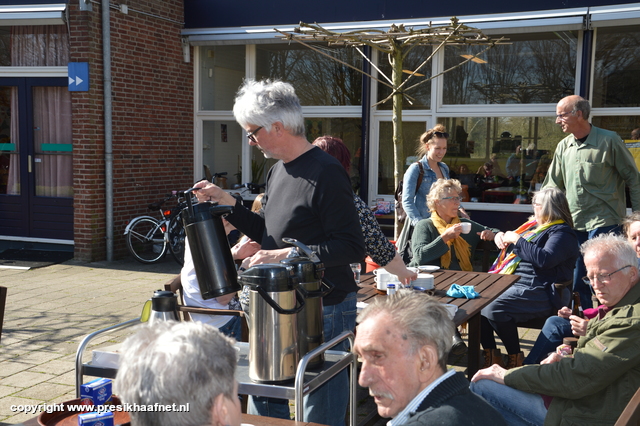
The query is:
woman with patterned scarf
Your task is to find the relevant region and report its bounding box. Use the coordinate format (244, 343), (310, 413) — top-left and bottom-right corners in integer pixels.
(481, 187), (579, 369)
(409, 179), (497, 270)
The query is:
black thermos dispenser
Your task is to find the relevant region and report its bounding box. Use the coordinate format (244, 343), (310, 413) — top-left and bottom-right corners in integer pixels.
(181, 188), (241, 299)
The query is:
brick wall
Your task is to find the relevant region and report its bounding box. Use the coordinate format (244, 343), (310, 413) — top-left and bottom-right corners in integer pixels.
(68, 0), (194, 261)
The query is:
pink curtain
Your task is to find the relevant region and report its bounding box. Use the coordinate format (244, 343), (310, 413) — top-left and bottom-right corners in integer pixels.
(5, 25), (71, 197)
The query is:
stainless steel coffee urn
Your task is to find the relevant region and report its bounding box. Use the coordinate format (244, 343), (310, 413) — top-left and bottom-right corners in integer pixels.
(280, 238), (333, 369)
(238, 264), (305, 383)
(146, 290), (180, 324)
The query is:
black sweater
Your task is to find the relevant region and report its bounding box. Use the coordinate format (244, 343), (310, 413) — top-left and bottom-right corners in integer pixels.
(227, 146), (365, 305)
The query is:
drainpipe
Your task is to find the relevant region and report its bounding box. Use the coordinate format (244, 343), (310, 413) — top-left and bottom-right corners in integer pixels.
(103, 0), (113, 261)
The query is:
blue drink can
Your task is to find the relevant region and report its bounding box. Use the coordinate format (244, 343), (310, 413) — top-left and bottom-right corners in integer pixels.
(387, 283), (396, 295)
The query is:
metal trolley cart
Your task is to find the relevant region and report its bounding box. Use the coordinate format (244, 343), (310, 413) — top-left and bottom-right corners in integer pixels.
(75, 323), (357, 425)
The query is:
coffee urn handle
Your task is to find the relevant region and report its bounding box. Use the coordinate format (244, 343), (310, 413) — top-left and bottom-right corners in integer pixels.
(282, 237), (321, 263)
(256, 286), (305, 314)
(305, 279), (334, 298)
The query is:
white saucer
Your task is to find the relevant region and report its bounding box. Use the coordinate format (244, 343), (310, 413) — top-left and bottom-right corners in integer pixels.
(418, 265), (440, 273)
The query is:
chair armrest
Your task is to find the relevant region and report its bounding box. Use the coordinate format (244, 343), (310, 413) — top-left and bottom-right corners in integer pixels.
(178, 306), (244, 317)
(164, 274), (182, 293)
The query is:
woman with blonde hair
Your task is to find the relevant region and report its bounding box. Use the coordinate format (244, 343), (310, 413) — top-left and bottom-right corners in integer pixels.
(409, 178), (497, 355)
(409, 179), (496, 270)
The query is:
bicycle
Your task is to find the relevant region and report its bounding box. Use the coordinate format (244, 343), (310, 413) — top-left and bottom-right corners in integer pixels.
(124, 191), (190, 265)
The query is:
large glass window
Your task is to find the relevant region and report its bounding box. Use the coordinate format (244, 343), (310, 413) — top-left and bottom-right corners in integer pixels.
(377, 121), (427, 195)
(2, 25), (69, 67)
(376, 45), (433, 110)
(202, 121), (244, 188)
(199, 46), (246, 111)
(427, 116), (565, 203)
(256, 44), (362, 106)
(443, 32), (577, 104)
(248, 117), (362, 189)
(592, 116), (640, 145)
(592, 26), (640, 108)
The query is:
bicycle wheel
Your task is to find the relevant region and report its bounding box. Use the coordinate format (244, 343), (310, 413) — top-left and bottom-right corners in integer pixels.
(168, 213), (186, 266)
(126, 217), (167, 263)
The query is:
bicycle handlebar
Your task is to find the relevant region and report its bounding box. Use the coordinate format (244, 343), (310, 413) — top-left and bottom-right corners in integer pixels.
(147, 191), (190, 211)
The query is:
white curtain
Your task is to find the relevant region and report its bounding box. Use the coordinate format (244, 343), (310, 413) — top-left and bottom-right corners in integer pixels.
(33, 87), (72, 197)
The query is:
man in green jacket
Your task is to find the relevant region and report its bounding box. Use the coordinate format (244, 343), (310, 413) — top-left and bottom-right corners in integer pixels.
(470, 233), (640, 426)
(542, 95), (640, 310)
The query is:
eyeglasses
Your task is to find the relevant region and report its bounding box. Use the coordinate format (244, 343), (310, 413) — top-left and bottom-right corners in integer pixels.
(247, 126), (263, 143)
(555, 111), (576, 120)
(441, 196), (463, 202)
(433, 131), (449, 139)
(582, 265), (632, 285)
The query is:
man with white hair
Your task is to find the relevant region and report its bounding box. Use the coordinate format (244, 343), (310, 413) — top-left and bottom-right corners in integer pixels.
(354, 290), (506, 425)
(471, 234), (640, 425)
(116, 321), (241, 426)
(194, 79), (364, 426)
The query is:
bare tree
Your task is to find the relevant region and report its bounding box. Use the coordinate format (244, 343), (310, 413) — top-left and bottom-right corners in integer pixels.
(277, 18), (507, 236)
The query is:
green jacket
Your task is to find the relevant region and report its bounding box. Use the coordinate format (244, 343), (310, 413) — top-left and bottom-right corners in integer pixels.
(542, 125), (640, 232)
(408, 218), (496, 269)
(504, 282), (640, 426)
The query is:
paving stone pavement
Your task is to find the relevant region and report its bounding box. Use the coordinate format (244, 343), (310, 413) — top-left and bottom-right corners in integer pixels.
(0, 257), (182, 425)
(0, 257), (540, 426)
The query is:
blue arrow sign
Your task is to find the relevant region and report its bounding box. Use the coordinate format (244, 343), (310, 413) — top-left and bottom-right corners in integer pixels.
(68, 62), (89, 92)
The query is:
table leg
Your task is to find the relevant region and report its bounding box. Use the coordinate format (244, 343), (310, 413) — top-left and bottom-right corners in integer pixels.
(466, 313), (481, 379)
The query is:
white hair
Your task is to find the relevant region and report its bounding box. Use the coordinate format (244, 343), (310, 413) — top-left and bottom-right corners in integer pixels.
(116, 321), (237, 426)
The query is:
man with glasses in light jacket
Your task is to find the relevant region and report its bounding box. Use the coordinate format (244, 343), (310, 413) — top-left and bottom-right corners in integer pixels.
(542, 95), (640, 310)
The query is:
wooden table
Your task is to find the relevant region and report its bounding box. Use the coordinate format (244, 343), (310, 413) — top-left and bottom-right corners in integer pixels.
(357, 269), (519, 378)
(23, 412), (326, 426)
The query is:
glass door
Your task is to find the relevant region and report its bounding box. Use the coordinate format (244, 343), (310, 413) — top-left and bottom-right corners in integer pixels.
(0, 77), (73, 240)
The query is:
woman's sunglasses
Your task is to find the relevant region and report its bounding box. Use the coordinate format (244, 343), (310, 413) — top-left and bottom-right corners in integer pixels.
(433, 131), (449, 139)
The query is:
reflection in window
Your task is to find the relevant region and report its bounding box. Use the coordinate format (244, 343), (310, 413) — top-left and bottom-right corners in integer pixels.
(378, 121), (427, 195)
(202, 121), (244, 188)
(10, 26), (69, 66)
(256, 44), (362, 106)
(443, 32), (577, 104)
(0, 28), (9, 66)
(592, 26), (640, 108)
(199, 46), (246, 111)
(431, 116), (565, 203)
(592, 116), (640, 143)
(248, 117), (362, 191)
(376, 45), (432, 110)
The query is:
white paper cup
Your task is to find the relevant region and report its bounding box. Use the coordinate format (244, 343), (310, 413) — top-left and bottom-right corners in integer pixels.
(460, 222), (472, 234)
